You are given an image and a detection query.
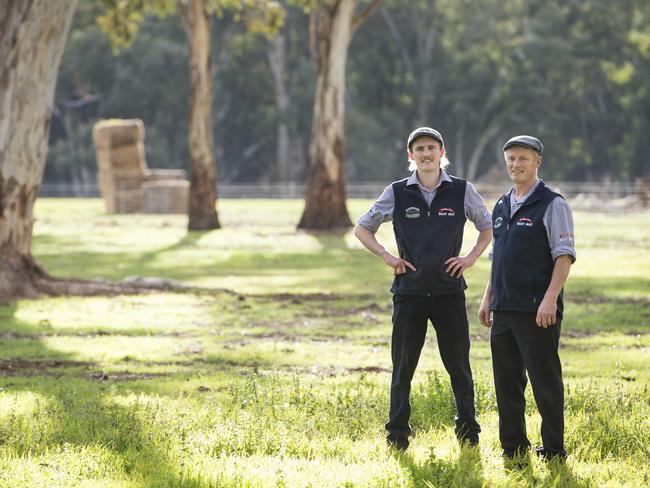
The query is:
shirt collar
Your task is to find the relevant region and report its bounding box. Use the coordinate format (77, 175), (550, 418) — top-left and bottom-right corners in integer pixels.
(407, 169), (451, 193)
(510, 178), (541, 204)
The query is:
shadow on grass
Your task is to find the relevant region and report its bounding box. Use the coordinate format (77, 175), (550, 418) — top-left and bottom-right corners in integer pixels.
(504, 459), (589, 488)
(393, 445), (485, 487)
(34, 229), (388, 294)
(0, 301), (232, 486)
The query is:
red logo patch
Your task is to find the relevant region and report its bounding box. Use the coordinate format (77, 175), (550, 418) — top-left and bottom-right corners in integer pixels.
(516, 217), (533, 227)
(438, 207), (456, 217)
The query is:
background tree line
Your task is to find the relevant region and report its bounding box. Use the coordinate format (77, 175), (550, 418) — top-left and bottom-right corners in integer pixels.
(50, 0), (649, 188)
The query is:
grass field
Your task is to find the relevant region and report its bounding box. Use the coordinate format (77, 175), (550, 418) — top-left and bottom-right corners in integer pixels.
(0, 198), (648, 487)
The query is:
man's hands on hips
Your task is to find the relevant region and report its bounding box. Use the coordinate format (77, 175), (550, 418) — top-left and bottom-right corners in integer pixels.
(445, 254), (477, 278)
(536, 296), (558, 328)
(381, 251), (416, 275)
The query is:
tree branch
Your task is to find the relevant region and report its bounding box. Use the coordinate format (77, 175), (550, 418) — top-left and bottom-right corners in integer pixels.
(308, 9), (318, 62)
(379, 7), (414, 79)
(351, 0), (381, 33)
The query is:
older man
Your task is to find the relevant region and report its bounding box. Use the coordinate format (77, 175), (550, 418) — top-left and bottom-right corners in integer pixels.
(479, 135), (576, 463)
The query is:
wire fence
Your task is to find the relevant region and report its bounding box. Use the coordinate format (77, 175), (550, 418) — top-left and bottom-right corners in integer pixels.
(39, 181), (638, 200)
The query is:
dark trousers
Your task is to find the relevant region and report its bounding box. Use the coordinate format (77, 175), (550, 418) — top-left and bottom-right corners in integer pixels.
(491, 311), (565, 456)
(385, 293), (480, 441)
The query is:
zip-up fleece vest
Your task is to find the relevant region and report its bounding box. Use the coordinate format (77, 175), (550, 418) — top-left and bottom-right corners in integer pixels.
(490, 181), (564, 318)
(391, 174), (467, 296)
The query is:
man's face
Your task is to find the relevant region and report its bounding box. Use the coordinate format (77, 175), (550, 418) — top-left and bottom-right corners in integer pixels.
(409, 136), (444, 174)
(504, 146), (541, 186)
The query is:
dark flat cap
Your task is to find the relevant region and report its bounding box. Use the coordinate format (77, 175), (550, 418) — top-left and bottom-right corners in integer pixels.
(407, 127), (444, 151)
(503, 135), (543, 156)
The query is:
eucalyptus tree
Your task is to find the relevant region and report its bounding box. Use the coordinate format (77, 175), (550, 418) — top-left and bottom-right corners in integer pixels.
(98, 0), (282, 230)
(297, 0), (381, 230)
(0, 0), (78, 299)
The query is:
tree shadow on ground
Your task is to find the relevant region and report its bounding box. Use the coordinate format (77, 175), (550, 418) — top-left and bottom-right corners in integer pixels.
(393, 445), (485, 487)
(0, 300), (226, 486)
(503, 457), (590, 488)
(34, 228), (388, 295)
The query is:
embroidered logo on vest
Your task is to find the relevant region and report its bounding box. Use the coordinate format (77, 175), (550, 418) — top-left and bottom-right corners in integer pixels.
(405, 207), (421, 219)
(438, 207), (456, 216)
(494, 216), (503, 229)
(516, 217), (533, 227)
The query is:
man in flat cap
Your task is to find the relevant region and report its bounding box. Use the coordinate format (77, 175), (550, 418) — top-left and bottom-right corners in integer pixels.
(478, 135), (576, 463)
(354, 127), (492, 451)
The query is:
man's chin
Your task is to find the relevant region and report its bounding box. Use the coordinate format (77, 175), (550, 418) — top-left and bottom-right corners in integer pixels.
(418, 164), (439, 172)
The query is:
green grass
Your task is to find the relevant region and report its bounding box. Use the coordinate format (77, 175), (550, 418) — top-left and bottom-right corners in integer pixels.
(0, 198), (648, 486)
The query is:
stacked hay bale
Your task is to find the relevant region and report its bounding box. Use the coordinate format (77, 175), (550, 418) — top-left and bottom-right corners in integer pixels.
(93, 119), (189, 214)
(93, 119), (148, 213)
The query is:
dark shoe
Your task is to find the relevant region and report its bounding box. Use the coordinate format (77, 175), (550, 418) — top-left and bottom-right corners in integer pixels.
(502, 447), (530, 470)
(535, 446), (567, 462)
(386, 434), (409, 451)
(502, 446), (530, 458)
(459, 436), (479, 448)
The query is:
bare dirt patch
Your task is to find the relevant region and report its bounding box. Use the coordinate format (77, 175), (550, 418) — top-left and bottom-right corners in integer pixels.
(90, 371), (169, 381)
(0, 359), (95, 376)
(252, 364), (391, 378)
(255, 292), (377, 304)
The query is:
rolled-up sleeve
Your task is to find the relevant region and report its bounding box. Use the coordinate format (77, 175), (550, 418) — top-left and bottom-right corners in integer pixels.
(356, 184), (395, 233)
(544, 197), (576, 263)
(464, 182), (492, 231)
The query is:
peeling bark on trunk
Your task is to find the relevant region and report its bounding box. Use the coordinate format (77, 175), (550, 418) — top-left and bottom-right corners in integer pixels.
(0, 0), (78, 300)
(179, 0), (220, 230)
(298, 0), (379, 230)
(299, 1), (357, 229)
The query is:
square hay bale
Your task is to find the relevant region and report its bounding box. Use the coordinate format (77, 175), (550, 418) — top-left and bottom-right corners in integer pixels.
(141, 180), (189, 214)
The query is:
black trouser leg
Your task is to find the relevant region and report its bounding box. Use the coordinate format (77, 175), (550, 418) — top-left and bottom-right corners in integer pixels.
(430, 293), (481, 441)
(491, 313), (530, 454)
(385, 295), (428, 438)
(514, 314), (565, 456)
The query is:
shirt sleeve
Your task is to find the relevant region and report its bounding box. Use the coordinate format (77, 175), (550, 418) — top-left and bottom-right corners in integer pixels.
(464, 182), (492, 231)
(543, 197), (577, 263)
(356, 184), (394, 233)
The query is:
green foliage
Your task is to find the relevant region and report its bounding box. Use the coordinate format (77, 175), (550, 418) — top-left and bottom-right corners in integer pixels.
(97, 0), (176, 51)
(96, 0), (283, 51)
(48, 0), (650, 185)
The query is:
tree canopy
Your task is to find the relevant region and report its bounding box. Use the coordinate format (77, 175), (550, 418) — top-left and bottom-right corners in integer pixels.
(49, 0), (650, 188)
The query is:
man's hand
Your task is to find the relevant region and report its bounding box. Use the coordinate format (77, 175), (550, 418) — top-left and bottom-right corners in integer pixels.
(536, 296), (557, 328)
(478, 297), (492, 328)
(444, 255), (477, 278)
(382, 252), (416, 275)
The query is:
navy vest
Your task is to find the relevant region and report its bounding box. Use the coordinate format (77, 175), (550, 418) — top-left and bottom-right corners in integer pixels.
(391, 173), (467, 296)
(490, 181), (564, 318)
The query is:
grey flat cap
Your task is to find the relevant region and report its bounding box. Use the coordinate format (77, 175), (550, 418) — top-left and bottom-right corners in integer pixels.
(503, 135), (544, 156)
(407, 127), (444, 151)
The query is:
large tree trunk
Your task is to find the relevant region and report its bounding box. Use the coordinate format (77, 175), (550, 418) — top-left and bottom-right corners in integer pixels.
(179, 0), (220, 230)
(298, 0), (380, 230)
(0, 0), (78, 300)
